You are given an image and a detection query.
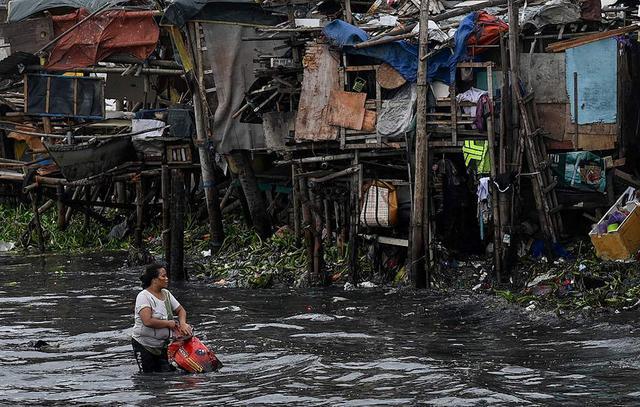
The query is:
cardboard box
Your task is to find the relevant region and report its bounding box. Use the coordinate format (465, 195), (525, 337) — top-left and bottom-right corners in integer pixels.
(589, 188), (640, 260)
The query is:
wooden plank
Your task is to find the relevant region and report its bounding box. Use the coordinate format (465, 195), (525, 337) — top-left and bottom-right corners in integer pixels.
(295, 43), (340, 141)
(546, 24), (640, 52)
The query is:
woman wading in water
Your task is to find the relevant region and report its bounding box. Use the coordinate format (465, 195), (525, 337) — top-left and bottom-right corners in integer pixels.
(132, 264), (192, 373)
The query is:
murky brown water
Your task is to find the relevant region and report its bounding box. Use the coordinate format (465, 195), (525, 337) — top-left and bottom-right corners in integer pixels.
(1, 252), (640, 405)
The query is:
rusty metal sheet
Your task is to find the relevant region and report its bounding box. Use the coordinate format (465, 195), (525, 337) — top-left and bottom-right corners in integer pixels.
(362, 110), (377, 132)
(327, 90), (366, 130)
(46, 10), (159, 71)
(376, 63), (406, 90)
(295, 43), (340, 141)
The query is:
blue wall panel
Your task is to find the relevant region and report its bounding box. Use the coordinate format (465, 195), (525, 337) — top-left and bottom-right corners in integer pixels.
(565, 38), (617, 124)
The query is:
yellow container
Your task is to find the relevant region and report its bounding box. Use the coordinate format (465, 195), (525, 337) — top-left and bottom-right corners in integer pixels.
(589, 199), (640, 260)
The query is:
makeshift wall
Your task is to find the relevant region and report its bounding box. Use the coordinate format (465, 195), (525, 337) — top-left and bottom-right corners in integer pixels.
(201, 22), (281, 153)
(521, 49), (617, 150)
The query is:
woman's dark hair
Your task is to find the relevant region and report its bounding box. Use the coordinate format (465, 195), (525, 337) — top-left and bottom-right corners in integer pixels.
(140, 263), (165, 289)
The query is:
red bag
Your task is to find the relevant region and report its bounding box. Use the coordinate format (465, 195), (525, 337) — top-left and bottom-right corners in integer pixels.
(466, 11), (509, 56)
(167, 336), (223, 373)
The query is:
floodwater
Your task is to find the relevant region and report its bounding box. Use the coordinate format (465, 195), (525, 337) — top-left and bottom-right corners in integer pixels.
(1, 253), (640, 406)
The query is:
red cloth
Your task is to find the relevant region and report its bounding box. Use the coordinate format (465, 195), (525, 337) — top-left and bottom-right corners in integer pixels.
(46, 9), (159, 71)
(466, 11), (509, 57)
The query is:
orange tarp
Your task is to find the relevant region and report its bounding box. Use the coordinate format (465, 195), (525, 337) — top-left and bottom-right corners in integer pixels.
(46, 9), (159, 71)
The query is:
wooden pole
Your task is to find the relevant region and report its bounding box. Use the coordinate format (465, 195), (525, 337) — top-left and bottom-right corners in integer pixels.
(508, 0), (520, 167)
(135, 180), (144, 248)
(299, 176), (314, 286)
(323, 199), (332, 245)
(191, 21), (225, 251)
(170, 169), (186, 280)
(229, 151), (272, 239)
(311, 189), (326, 285)
(56, 185), (66, 230)
(29, 189), (45, 253)
(486, 65), (502, 283)
(348, 152), (360, 284)
(499, 34), (512, 274)
(161, 165), (171, 266)
(410, 0), (430, 288)
(83, 185), (91, 230)
(292, 165), (301, 245)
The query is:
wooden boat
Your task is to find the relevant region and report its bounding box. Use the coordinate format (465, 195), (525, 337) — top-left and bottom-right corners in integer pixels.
(45, 137), (134, 181)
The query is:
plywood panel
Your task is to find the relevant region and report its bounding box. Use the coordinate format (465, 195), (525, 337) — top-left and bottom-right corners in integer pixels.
(295, 43), (340, 141)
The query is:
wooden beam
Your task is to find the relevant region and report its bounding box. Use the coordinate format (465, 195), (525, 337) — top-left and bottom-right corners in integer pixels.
(546, 24), (640, 52)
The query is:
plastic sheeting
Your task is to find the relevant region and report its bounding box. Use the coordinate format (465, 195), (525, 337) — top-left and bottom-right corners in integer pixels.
(201, 22), (283, 153)
(377, 83), (416, 137)
(323, 20), (419, 82)
(7, 0), (132, 22)
(520, 0), (581, 29)
(162, 0), (260, 27)
(323, 14), (481, 85)
(46, 9), (159, 71)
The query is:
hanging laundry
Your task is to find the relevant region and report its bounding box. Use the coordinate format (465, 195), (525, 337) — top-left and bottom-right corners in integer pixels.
(463, 140), (491, 174)
(456, 87), (487, 117)
(477, 177), (492, 241)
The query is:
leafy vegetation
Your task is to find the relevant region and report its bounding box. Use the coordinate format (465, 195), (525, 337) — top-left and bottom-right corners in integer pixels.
(0, 203), (129, 253)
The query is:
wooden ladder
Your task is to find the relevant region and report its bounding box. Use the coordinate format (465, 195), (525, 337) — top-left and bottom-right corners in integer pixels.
(514, 88), (563, 243)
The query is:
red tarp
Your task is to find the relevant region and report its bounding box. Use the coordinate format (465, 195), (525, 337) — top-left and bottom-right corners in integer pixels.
(46, 9), (159, 71)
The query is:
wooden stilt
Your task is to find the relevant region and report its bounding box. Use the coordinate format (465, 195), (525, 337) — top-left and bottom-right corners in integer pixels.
(323, 199), (332, 245)
(292, 165), (301, 245)
(348, 152), (360, 284)
(135, 180), (144, 248)
(84, 185), (91, 229)
(230, 151), (272, 238)
(115, 181), (126, 204)
(161, 165), (171, 266)
(411, 0), (430, 288)
(486, 65), (502, 283)
(299, 176), (314, 286)
(29, 189), (45, 253)
(56, 185), (66, 230)
(311, 188), (326, 285)
(170, 169), (186, 280)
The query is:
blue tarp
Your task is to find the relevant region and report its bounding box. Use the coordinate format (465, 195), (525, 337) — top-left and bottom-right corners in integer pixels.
(322, 13), (480, 85)
(323, 20), (419, 82)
